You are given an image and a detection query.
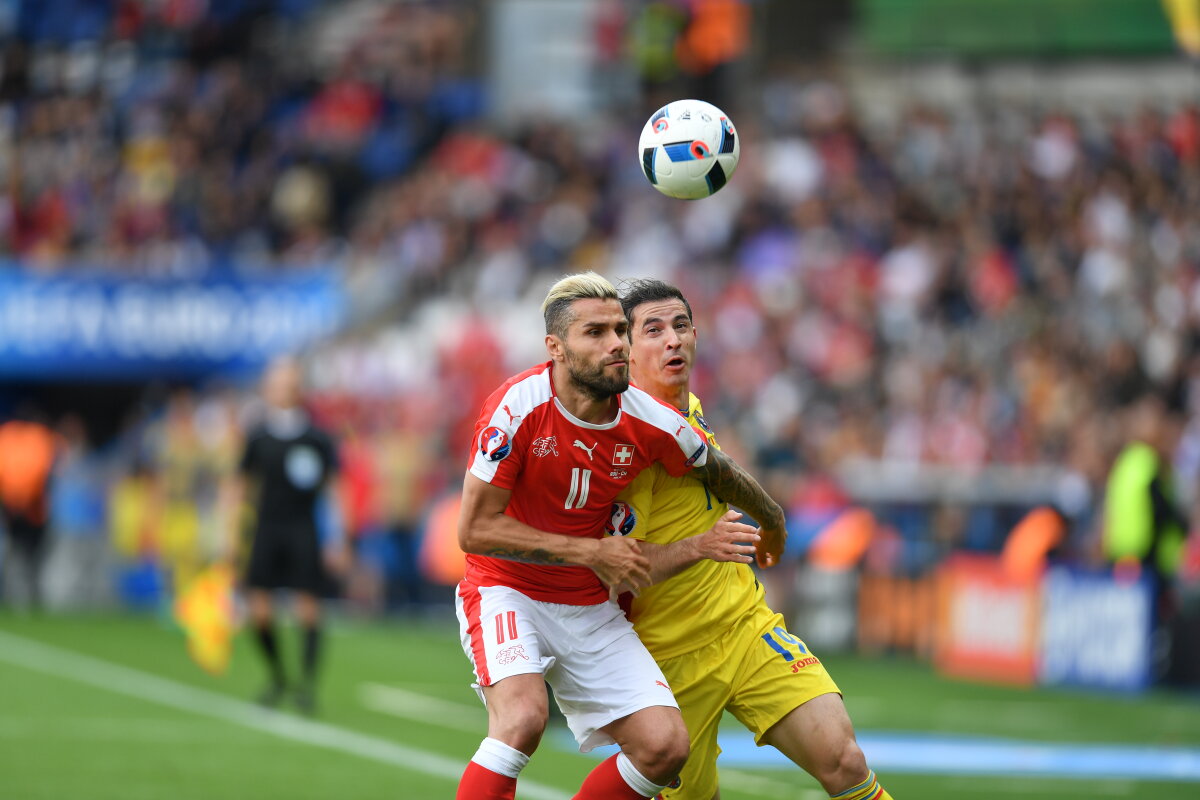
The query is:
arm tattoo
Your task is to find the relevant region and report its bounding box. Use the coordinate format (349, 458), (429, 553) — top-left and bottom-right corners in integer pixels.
(694, 449), (786, 530)
(484, 547), (570, 565)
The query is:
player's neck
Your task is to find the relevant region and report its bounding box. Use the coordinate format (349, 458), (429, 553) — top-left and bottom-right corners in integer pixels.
(634, 375), (689, 412)
(552, 375), (620, 424)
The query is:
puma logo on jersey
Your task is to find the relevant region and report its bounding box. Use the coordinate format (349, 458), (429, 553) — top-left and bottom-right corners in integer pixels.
(503, 405), (520, 425)
(573, 440), (597, 460)
(675, 424), (685, 436)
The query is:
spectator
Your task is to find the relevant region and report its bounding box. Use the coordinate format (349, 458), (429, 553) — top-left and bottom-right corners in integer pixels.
(0, 406), (59, 610)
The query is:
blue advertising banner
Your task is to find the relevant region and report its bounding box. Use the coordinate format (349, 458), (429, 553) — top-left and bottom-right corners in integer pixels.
(1039, 565), (1154, 692)
(0, 266), (346, 379)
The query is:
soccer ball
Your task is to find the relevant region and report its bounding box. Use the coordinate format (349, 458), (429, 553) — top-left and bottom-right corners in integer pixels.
(638, 99), (739, 200)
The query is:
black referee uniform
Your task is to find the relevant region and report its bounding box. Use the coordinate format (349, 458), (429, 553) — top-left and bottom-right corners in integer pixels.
(237, 415), (339, 710)
(240, 422), (339, 593)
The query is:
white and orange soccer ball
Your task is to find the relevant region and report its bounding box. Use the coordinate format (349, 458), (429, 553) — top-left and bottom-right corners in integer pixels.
(638, 99), (740, 200)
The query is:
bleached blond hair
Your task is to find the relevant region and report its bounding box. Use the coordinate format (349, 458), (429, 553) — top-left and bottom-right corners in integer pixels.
(541, 271), (619, 338)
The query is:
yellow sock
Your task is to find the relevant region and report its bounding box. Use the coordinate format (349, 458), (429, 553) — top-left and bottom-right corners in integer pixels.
(830, 770), (894, 800)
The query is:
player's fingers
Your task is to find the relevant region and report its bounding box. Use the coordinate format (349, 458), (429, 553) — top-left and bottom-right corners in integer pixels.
(716, 524), (757, 540)
(628, 568), (652, 593)
(713, 542), (755, 562)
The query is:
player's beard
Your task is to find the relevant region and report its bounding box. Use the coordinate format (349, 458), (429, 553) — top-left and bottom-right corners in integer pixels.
(565, 348), (630, 400)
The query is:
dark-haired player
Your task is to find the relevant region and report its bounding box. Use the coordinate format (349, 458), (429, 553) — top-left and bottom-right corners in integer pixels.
(613, 278), (894, 800)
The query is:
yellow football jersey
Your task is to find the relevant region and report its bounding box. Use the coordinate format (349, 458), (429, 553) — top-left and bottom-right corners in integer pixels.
(616, 394), (765, 661)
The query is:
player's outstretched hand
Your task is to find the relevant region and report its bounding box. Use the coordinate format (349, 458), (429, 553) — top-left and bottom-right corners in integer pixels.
(693, 510), (760, 564)
(591, 535), (652, 596)
(756, 522), (787, 569)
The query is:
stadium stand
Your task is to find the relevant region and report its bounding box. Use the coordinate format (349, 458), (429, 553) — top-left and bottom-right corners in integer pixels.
(0, 3), (1197, 689)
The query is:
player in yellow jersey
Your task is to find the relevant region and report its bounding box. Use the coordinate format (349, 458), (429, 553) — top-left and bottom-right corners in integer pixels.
(611, 279), (894, 800)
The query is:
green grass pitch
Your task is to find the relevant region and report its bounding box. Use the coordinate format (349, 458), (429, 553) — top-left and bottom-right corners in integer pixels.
(0, 611), (1197, 799)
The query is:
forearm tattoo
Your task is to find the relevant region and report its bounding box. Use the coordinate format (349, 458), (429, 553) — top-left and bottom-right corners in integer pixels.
(695, 449), (786, 529)
(484, 547), (570, 565)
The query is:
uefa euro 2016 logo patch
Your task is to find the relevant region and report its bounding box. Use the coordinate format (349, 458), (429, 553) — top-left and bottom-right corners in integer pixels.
(480, 426), (511, 462)
(605, 502), (637, 536)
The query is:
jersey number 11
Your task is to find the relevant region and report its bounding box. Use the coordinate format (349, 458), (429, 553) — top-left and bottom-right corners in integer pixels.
(565, 468), (592, 509)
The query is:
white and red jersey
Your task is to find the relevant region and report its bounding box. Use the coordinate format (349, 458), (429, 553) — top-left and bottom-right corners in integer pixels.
(465, 361), (709, 605)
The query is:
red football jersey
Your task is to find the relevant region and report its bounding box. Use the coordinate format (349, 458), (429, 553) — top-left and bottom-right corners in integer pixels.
(465, 361), (709, 604)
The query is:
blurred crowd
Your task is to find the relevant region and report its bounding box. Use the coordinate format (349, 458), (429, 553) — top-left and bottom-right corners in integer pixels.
(1, 0), (481, 274)
(3, 0), (1200, 614)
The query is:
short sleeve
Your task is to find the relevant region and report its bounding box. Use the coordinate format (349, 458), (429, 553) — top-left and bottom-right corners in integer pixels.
(656, 421), (708, 478)
(468, 423), (523, 489)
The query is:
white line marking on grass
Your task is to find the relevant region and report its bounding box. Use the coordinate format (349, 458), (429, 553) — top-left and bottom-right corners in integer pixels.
(0, 630), (569, 800)
(359, 682), (486, 733)
(0, 715), (262, 743)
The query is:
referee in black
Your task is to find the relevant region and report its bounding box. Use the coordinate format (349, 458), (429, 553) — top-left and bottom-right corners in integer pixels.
(223, 356), (348, 713)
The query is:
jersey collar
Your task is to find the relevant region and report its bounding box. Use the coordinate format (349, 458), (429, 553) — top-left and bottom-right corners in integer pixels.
(547, 360), (624, 430)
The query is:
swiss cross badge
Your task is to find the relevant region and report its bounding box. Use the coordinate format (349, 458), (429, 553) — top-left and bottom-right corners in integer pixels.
(612, 443), (635, 466)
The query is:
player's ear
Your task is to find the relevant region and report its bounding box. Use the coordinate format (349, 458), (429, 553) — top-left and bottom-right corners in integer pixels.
(545, 334), (565, 362)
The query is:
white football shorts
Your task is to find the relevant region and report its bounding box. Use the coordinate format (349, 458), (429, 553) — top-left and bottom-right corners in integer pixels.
(456, 581), (678, 751)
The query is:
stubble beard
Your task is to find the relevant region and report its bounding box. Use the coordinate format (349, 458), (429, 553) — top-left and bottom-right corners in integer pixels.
(566, 353), (630, 401)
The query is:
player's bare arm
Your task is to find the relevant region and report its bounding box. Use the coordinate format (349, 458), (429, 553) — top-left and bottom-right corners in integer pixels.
(606, 510), (760, 596)
(690, 448), (788, 567)
(459, 472), (653, 589)
(322, 477), (353, 578)
(641, 510), (760, 582)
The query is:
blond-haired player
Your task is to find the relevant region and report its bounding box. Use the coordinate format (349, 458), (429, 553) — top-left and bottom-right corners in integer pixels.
(455, 271), (791, 800)
(613, 278), (894, 800)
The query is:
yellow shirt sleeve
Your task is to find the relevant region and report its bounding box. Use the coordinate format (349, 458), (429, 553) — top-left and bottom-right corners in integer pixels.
(613, 393), (765, 660)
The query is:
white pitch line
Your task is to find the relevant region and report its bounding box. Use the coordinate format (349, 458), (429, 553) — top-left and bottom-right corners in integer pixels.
(0, 715), (260, 743)
(0, 629), (569, 800)
(359, 682), (486, 733)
